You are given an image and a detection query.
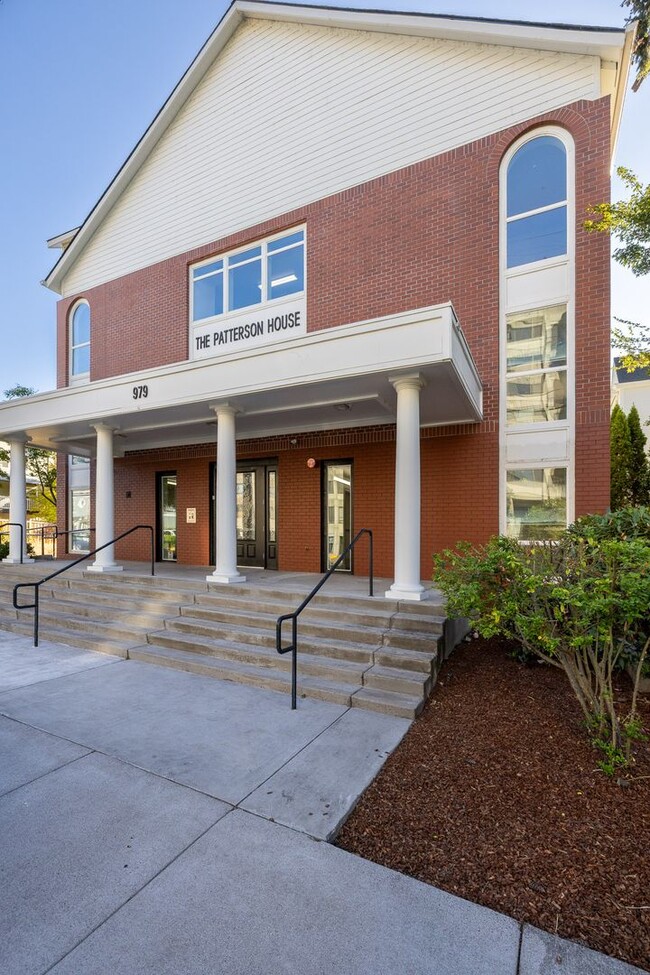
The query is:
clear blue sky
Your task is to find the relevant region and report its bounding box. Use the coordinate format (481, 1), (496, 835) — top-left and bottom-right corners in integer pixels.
(1, 0), (648, 394)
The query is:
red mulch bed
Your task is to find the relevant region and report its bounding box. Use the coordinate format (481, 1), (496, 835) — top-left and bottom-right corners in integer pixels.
(336, 638), (650, 972)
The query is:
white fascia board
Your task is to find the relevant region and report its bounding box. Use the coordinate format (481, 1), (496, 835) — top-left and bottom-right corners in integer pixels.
(43, 0), (627, 296)
(0, 302), (481, 442)
(239, 3), (626, 59)
(46, 227), (81, 250)
(609, 24), (636, 163)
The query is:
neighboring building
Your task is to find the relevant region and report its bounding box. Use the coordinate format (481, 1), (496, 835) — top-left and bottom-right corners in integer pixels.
(0, 3), (634, 593)
(612, 358), (650, 451)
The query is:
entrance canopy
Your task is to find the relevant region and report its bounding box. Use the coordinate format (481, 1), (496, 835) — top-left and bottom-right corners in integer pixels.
(0, 303), (481, 454)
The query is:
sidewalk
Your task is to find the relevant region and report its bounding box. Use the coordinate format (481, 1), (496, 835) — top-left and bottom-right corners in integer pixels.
(0, 631), (644, 975)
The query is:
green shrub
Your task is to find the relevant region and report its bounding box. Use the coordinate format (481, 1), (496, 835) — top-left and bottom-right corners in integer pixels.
(0, 540), (8, 560)
(433, 532), (650, 773)
(568, 505), (650, 543)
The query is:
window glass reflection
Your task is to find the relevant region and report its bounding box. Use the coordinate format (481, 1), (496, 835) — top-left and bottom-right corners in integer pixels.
(506, 468), (566, 540)
(507, 371), (567, 424)
(507, 305), (567, 372)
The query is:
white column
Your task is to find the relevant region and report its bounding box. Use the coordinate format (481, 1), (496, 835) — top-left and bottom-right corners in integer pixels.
(3, 437), (33, 564)
(386, 375), (426, 601)
(87, 423), (122, 573)
(207, 405), (246, 584)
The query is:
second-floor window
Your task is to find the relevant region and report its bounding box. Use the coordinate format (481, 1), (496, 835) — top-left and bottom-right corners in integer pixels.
(70, 300), (90, 383)
(190, 228), (305, 324)
(506, 135), (567, 268)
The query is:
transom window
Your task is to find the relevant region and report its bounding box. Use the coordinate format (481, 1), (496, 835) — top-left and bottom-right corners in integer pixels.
(191, 229), (305, 324)
(506, 135), (567, 268)
(69, 301), (90, 381)
(506, 304), (567, 425)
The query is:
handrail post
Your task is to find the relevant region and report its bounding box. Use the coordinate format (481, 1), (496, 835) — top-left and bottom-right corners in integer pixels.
(291, 616), (298, 710)
(368, 529), (374, 597)
(149, 525), (154, 576)
(34, 586), (39, 648)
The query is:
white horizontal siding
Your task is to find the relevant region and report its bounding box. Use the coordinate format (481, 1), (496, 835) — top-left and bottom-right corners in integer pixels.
(62, 19), (599, 296)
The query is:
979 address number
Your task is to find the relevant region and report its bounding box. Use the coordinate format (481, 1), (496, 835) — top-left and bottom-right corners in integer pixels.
(132, 385), (149, 400)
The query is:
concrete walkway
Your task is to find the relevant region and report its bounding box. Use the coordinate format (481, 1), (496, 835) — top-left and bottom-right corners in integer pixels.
(0, 631), (645, 975)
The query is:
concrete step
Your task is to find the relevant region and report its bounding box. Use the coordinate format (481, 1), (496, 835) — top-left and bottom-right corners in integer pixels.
(375, 642), (442, 674)
(41, 584), (189, 617)
(165, 617), (377, 664)
(389, 611), (446, 633)
(178, 604), (386, 647)
(147, 630), (369, 684)
(351, 686), (424, 719)
(362, 664), (431, 697)
(129, 643), (354, 707)
(0, 616), (130, 658)
(35, 595), (170, 629)
(382, 628), (443, 651)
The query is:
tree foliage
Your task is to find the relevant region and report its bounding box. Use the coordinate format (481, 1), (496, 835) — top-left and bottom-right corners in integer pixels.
(0, 385), (57, 511)
(610, 404), (650, 509)
(611, 404), (633, 510)
(585, 168), (650, 370)
(628, 404), (650, 504)
(623, 0), (650, 91)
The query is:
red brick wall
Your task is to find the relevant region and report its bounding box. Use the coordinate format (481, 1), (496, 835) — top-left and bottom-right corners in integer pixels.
(57, 97), (612, 566)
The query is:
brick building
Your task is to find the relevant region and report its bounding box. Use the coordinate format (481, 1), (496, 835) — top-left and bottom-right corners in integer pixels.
(0, 2), (633, 597)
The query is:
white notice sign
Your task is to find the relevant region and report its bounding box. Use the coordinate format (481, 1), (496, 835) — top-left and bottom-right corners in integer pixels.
(191, 297), (307, 360)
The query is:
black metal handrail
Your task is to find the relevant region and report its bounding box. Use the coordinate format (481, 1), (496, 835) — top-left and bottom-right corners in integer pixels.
(0, 523), (26, 563)
(276, 528), (373, 709)
(12, 524), (155, 647)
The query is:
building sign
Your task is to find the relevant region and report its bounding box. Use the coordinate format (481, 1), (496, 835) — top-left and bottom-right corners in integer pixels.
(191, 297), (307, 361)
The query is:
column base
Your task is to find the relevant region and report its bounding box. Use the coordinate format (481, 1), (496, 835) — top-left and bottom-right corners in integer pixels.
(86, 563), (124, 574)
(3, 557), (34, 565)
(384, 584), (427, 601)
(206, 571), (247, 584)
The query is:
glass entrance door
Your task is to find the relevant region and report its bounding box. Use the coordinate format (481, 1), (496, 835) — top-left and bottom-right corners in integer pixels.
(159, 473), (177, 561)
(322, 461), (352, 571)
(210, 462), (278, 569)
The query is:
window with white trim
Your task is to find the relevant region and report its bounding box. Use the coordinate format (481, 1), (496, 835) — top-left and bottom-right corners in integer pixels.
(505, 304), (567, 425)
(506, 468), (567, 540)
(69, 300), (90, 383)
(190, 228), (305, 325)
(500, 126), (575, 540)
(506, 135), (567, 268)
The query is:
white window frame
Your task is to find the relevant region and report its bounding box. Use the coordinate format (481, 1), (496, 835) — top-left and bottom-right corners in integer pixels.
(69, 299), (90, 386)
(504, 463), (571, 542)
(189, 226), (306, 328)
(499, 126), (576, 540)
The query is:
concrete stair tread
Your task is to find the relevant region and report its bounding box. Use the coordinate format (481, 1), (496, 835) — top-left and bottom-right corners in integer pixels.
(147, 629), (369, 679)
(129, 644), (355, 706)
(41, 585), (186, 616)
(351, 686), (424, 718)
(166, 616), (379, 654)
(172, 613), (384, 649)
(183, 601), (396, 633)
(0, 618), (130, 657)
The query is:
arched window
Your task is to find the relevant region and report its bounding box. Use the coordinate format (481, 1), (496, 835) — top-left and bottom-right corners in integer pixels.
(506, 135), (567, 268)
(70, 301), (90, 382)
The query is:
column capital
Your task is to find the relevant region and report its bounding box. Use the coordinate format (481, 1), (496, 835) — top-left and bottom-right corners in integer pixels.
(5, 432), (31, 445)
(389, 372), (426, 393)
(208, 402), (242, 418)
(91, 422), (118, 434)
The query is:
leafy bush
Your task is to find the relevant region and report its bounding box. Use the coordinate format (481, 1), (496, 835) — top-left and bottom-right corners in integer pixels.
(433, 532), (650, 773)
(568, 505), (650, 543)
(0, 540), (8, 560)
